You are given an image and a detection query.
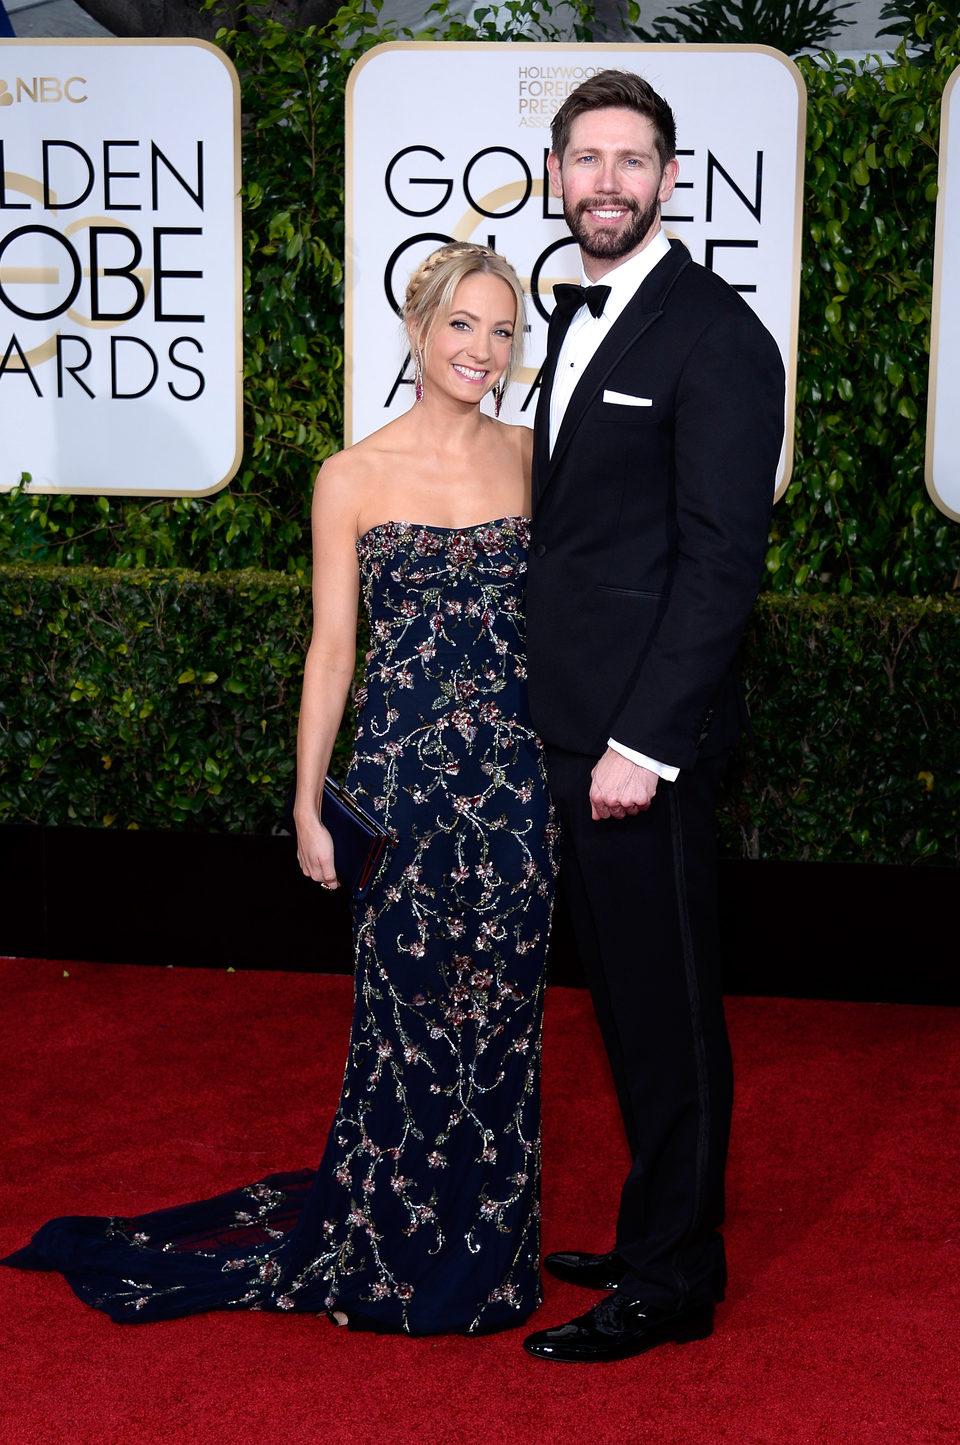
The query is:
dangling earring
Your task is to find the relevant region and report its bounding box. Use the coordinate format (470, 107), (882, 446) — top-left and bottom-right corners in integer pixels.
(493, 380), (504, 419)
(414, 348), (424, 404)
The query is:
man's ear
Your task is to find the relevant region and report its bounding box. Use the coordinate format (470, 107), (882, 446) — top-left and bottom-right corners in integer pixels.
(547, 151), (563, 200)
(658, 156), (680, 206)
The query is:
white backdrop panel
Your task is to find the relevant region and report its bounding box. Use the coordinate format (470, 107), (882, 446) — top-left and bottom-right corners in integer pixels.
(927, 65), (960, 522)
(346, 43), (805, 491)
(0, 40), (241, 495)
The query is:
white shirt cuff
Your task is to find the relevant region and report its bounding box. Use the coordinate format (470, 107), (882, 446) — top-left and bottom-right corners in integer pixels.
(607, 737), (680, 782)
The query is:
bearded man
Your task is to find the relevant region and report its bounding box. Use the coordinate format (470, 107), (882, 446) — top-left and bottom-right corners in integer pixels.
(522, 69), (785, 1364)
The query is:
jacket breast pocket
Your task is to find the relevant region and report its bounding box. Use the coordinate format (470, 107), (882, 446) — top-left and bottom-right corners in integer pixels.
(595, 584), (663, 601)
(602, 388), (653, 408)
(598, 398), (659, 425)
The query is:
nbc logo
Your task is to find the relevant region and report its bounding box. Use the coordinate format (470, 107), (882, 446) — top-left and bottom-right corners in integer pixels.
(0, 77), (88, 104)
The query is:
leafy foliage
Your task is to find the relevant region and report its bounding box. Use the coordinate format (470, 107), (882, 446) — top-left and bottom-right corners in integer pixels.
(423, 0), (597, 40)
(0, 565), (307, 832)
(3, 565), (956, 862)
(632, 0), (853, 51)
(770, 22), (960, 597)
(0, 564), (370, 832)
(720, 594), (960, 864)
(878, 0), (960, 54)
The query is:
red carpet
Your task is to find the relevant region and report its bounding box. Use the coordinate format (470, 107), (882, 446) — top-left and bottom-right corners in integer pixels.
(1, 959), (958, 1444)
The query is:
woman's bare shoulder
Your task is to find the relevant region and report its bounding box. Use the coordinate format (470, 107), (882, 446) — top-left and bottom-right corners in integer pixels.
(496, 419), (534, 469)
(315, 418), (410, 496)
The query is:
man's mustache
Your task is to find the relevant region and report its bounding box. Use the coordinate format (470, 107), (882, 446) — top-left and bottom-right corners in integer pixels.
(575, 197), (639, 217)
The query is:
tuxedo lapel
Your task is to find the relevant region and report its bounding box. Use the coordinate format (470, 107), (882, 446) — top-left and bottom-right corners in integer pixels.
(533, 302), (574, 502)
(539, 241), (692, 489)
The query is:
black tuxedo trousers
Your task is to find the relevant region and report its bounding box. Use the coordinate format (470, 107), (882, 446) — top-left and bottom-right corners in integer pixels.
(546, 745), (731, 1309)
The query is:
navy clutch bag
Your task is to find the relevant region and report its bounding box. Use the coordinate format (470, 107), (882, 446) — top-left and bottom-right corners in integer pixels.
(321, 775), (392, 898)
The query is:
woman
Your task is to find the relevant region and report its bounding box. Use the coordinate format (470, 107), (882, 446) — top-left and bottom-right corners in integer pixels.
(3, 244), (556, 1337)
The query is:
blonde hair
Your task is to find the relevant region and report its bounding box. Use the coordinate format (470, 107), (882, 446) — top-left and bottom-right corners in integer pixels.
(404, 242), (526, 386)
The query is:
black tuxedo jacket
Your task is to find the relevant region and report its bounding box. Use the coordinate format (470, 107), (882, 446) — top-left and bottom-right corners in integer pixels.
(525, 239), (786, 771)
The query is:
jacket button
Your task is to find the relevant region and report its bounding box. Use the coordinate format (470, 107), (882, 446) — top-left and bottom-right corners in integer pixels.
(533, 543), (547, 557)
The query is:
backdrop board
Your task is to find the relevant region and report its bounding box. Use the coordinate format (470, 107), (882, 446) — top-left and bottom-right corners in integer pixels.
(927, 65), (960, 523)
(346, 42), (805, 495)
(0, 40), (242, 496)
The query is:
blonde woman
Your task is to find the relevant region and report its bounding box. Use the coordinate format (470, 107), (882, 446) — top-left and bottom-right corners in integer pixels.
(5, 245), (556, 1338)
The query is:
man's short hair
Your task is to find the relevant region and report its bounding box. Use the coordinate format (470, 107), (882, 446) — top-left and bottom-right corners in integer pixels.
(550, 69), (677, 170)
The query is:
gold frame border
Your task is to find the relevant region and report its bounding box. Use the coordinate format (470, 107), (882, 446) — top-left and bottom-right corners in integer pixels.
(345, 41), (806, 496)
(0, 37), (243, 499)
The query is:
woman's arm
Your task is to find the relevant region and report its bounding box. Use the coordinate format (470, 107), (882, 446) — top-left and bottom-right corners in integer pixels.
(294, 455), (362, 886)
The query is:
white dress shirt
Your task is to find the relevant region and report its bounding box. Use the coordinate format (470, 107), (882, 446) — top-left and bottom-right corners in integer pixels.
(548, 229), (670, 453)
(548, 228), (679, 782)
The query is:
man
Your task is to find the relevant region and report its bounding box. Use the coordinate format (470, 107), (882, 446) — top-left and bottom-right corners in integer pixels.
(523, 70), (785, 1363)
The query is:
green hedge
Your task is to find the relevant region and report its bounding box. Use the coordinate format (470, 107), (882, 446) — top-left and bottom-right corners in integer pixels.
(1, 566), (310, 832)
(2, 565), (957, 863)
(720, 594), (960, 864)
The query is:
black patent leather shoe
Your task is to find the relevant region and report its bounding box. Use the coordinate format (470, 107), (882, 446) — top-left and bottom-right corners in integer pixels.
(543, 1248), (629, 1292)
(523, 1291), (715, 1364)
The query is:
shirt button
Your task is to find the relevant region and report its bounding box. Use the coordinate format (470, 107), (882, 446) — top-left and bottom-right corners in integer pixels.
(533, 543), (547, 558)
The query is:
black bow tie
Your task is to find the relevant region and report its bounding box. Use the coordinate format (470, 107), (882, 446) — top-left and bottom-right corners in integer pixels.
(553, 283), (611, 320)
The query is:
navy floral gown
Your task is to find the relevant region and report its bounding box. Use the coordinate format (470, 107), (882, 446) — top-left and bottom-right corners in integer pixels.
(3, 517), (557, 1336)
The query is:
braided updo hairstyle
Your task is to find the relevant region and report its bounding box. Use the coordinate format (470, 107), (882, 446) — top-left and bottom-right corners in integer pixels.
(403, 242), (526, 388)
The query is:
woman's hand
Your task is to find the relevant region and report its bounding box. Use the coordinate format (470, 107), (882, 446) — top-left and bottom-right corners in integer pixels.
(295, 812), (339, 889)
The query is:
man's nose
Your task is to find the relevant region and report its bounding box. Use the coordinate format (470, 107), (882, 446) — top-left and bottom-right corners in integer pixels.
(595, 160), (619, 191)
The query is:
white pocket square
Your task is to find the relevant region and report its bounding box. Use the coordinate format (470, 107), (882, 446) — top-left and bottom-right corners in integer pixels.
(603, 389), (652, 407)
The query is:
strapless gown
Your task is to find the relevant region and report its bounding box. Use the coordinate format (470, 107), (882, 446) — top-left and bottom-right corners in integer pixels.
(3, 516), (557, 1336)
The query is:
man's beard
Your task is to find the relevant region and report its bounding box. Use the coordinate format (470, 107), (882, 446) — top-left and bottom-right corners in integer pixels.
(564, 193), (661, 261)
